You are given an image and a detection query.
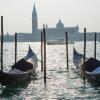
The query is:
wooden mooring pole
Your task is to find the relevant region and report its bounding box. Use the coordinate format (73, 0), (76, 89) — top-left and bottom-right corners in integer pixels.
(65, 32), (69, 70)
(83, 28), (86, 82)
(41, 32), (44, 71)
(83, 28), (86, 65)
(1, 16), (4, 71)
(15, 33), (17, 63)
(94, 33), (97, 59)
(43, 25), (46, 84)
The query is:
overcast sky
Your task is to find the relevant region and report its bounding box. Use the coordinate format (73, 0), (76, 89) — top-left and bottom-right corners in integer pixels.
(0, 0), (100, 34)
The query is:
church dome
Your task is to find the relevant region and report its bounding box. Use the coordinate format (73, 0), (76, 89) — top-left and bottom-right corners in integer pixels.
(56, 19), (64, 29)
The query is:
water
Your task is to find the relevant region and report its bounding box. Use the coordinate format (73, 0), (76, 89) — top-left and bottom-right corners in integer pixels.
(0, 42), (100, 100)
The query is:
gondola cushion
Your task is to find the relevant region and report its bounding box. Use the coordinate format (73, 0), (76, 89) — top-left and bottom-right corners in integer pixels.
(82, 57), (100, 72)
(12, 59), (33, 71)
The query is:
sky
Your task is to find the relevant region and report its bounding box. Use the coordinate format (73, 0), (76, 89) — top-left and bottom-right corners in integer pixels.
(0, 0), (100, 34)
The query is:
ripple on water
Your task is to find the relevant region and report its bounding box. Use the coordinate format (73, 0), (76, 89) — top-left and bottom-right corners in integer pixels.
(0, 42), (100, 100)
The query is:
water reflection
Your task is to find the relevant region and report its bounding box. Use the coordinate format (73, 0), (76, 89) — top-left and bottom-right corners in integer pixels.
(0, 80), (30, 98)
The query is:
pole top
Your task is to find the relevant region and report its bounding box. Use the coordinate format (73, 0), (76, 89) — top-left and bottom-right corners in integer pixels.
(43, 24), (45, 28)
(84, 28), (86, 32)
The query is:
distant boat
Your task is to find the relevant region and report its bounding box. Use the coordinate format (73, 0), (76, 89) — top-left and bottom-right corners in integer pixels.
(73, 48), (100, 82)
(0, 46), (38, 85)
(47, 38), (74, 45)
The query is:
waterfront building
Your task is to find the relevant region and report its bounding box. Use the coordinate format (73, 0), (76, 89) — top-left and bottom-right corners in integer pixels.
(1, 4), (100, 42)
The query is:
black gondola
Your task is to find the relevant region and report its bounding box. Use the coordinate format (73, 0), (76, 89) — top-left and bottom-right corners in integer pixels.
(73, 48), (100, 82)
(0, 46), (38, 85)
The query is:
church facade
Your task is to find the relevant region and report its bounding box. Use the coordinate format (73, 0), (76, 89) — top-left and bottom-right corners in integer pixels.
(14, 4), (80, 42)
(31, 4), (79, 42)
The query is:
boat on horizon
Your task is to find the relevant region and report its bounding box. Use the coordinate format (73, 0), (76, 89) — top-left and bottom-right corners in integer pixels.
(47, 38), (74, 45)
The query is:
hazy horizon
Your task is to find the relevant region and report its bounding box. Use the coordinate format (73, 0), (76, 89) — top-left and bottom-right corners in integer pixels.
(0, 0), (100, 34)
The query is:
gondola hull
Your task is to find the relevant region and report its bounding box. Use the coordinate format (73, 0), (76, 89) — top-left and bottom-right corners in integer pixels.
(0, 69), (36, 85)
(0, 47), (38, 85)
(85, 73), (100, 82)
(73, 48), (100, 82)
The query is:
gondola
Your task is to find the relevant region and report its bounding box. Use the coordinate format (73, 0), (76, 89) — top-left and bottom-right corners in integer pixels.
(0, 46), (38, 85)
(73, 48), (100, 82)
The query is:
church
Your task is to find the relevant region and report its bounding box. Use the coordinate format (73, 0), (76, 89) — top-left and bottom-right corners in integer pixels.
(1, 4), (100, 42)
(17, 4), (80, 42)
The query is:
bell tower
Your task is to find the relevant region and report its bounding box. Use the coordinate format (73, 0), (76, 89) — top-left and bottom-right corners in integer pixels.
(32, 4), (38, 35)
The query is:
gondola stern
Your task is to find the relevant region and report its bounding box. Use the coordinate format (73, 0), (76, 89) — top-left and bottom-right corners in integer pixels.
(25, 46), (37, 59)
(73, 47), (78, 55)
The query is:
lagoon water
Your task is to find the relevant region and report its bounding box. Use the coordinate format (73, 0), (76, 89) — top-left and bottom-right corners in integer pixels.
(0, 42), (100, 100)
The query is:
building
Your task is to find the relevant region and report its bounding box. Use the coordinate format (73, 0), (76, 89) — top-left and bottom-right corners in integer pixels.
(32, 4), (79, 42)
(1, 4), (100, 42)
